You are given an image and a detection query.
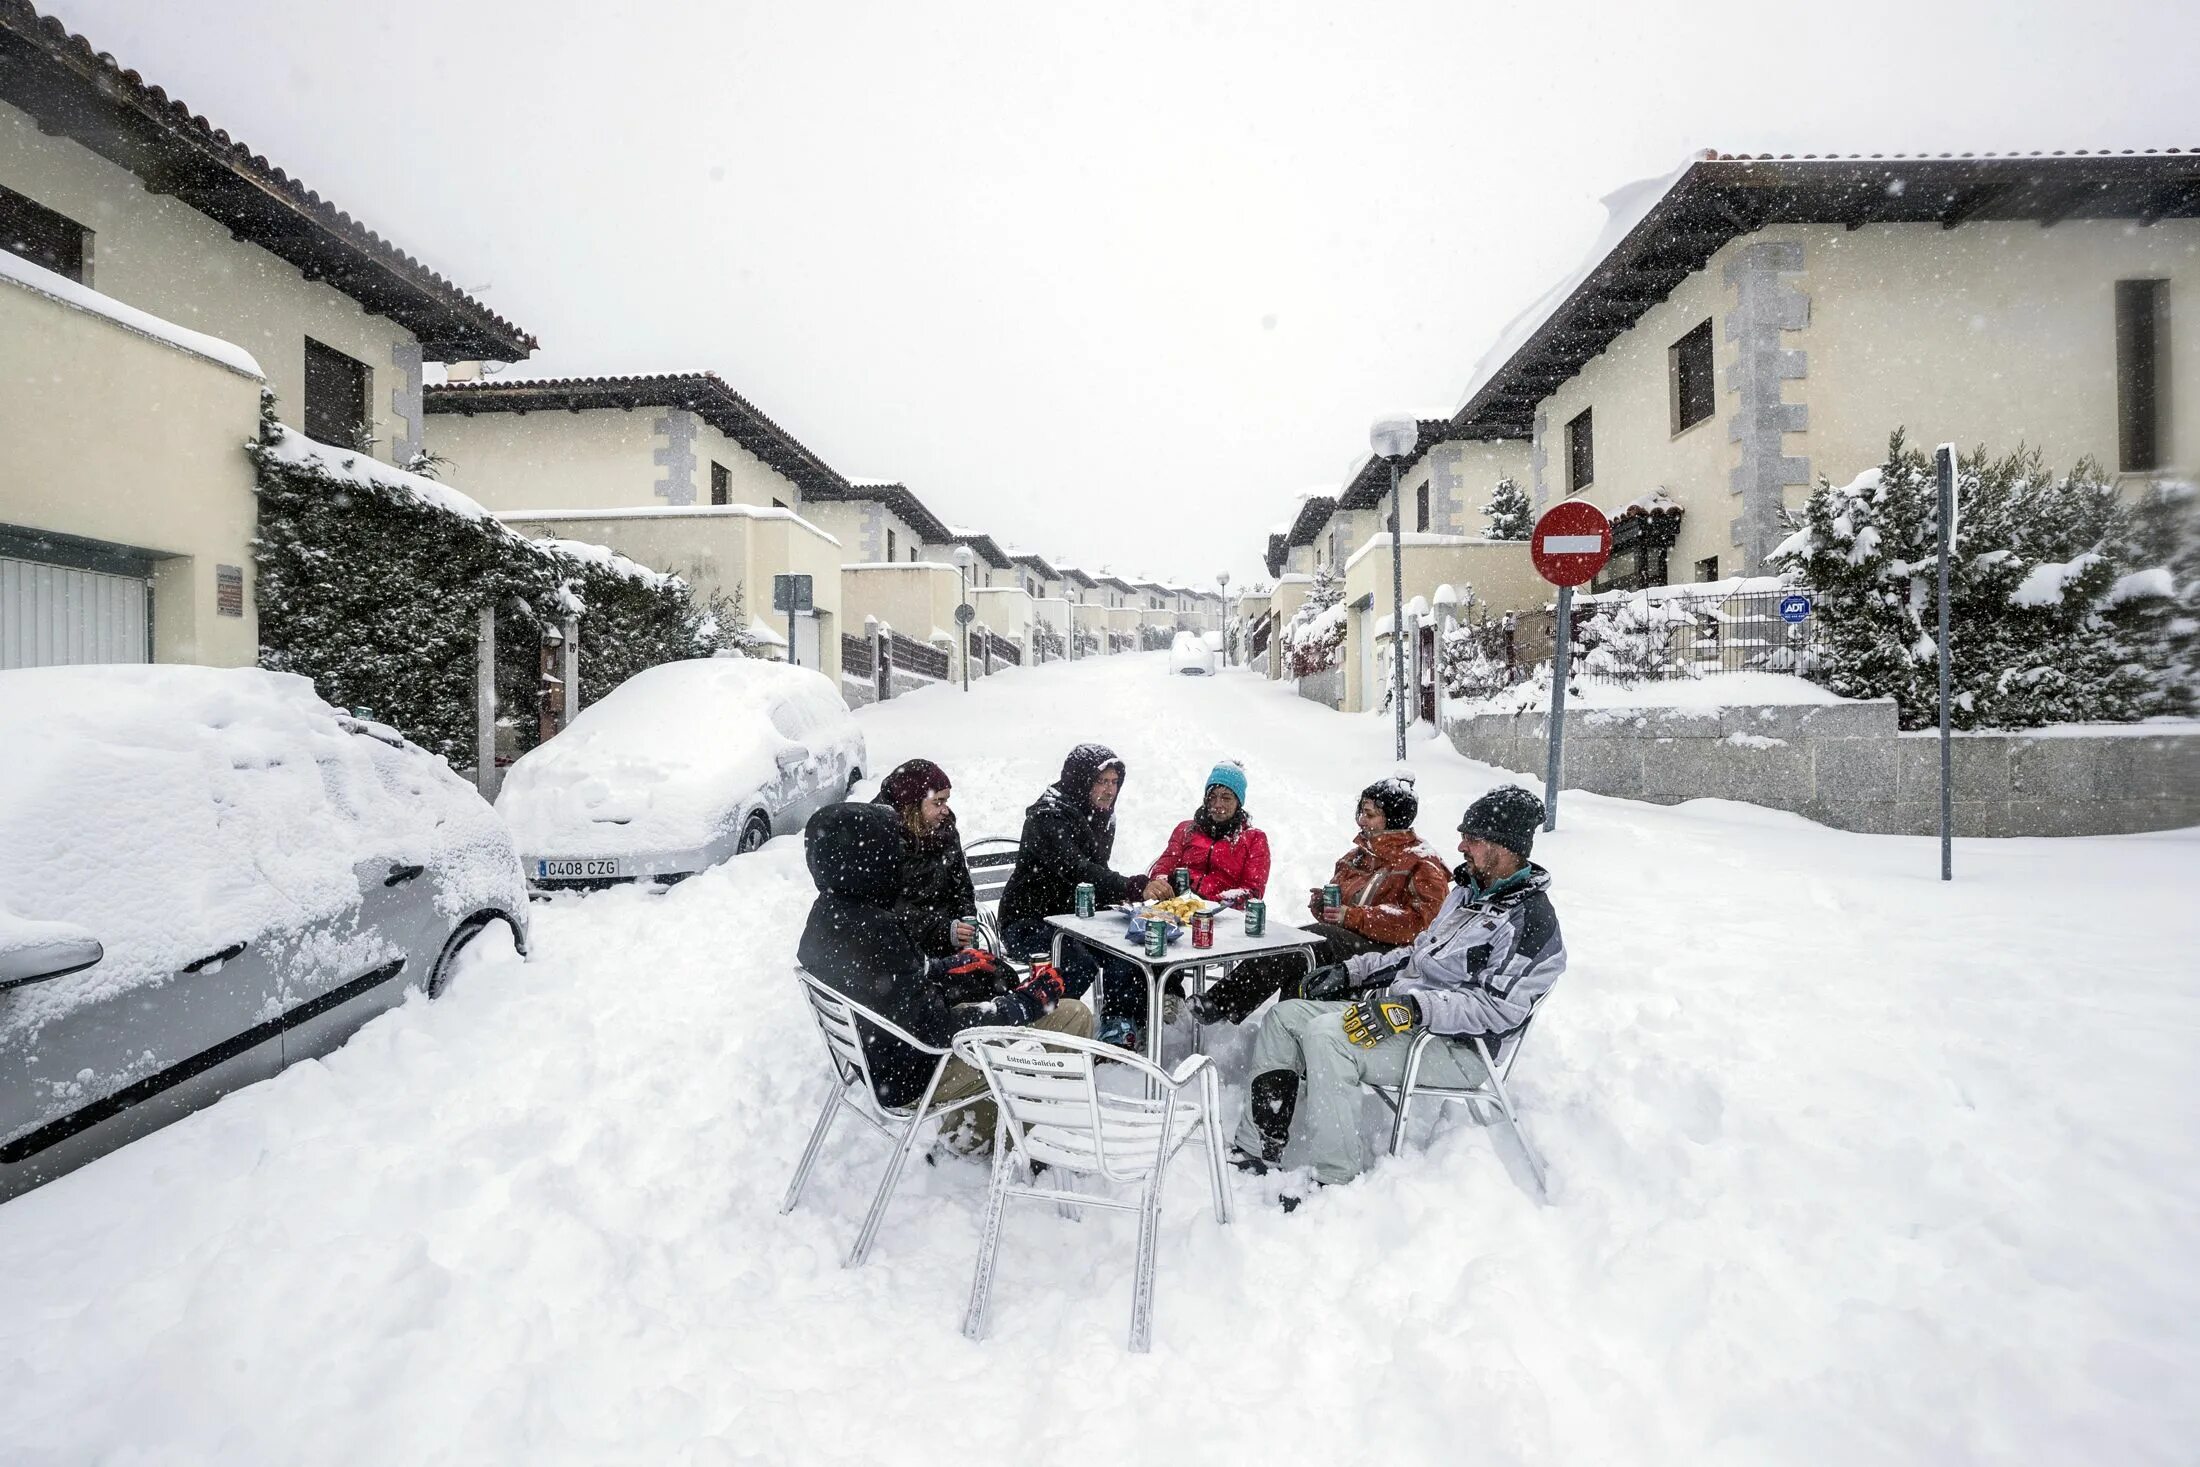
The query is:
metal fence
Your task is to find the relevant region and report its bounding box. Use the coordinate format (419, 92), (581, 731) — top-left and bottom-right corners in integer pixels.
(985, 630), (1022, 667)
(890, 629), (950, 681)
(840, 633), (874, 678)
(1568, 585), (1816, 687)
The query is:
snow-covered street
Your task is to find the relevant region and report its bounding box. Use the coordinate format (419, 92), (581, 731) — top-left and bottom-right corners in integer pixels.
(2, 654), (2195, 1466)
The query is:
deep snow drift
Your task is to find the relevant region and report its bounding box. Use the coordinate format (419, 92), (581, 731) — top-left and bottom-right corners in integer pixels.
(0, 655), (2194, 1466)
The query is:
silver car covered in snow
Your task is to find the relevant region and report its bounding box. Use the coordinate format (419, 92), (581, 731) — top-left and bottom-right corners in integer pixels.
(496, 656), (866, 887)
(0, 666), (528, 1203)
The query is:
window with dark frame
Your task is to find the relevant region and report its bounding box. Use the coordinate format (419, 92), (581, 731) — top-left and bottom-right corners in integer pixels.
(1565, 408), (1595, 493)
(1670, 319), (1715, 434)
(710, 461), (731, 505)
(2117, 279), (2169, 473)
(772, 496), (789, 510)
(302, 338), (371, 447)
(0, 183), (90, 283)
(886, 527), (897, 561)
(1415, 483), (1430, 533)
(1696, 555), (1720, 583)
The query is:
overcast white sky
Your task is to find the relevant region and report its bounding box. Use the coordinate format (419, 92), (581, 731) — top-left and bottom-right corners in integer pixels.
(44, 0), (2200, 586)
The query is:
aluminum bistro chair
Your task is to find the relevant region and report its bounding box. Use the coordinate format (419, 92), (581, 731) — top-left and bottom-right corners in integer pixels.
(963, 835), (1027, 966)
(953, 1027), (1231, 1354)
(1365, 1015), (1550, 1202)
(782, 967), (988, 1268)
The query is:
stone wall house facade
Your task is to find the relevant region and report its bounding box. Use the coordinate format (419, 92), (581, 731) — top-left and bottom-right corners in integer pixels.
(422, 373), (846, 679)
(0, 1), (531, 669)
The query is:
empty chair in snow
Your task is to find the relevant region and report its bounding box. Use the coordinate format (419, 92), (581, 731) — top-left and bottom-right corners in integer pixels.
(1189, 773), (1449, 1027)
(1226, 785), (1566, 1205)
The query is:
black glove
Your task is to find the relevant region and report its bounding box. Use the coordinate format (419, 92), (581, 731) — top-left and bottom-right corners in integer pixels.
(1341, 992), (1422, 1048)
(1298, 963), (1354, 1001)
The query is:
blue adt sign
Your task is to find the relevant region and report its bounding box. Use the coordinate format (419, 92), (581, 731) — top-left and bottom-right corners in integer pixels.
(1778, 593), (1813, 623)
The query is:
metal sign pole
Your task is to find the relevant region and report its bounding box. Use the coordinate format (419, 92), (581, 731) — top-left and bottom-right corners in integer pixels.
(1544, 583), (1573, 831)
(1936, 443), (1956, 881)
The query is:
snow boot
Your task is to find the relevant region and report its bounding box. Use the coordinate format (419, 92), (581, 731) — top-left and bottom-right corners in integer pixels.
(1243, 1069), (1297, 1165)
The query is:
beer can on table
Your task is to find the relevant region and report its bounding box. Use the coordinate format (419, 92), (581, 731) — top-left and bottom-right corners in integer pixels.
(1172, 866), (1191, 896)
(1074, 882), (1096, 918)
(1244, 899), (1267, 937)
(1322, 883), (1342, 911)
(1191, 910), (1215, 948)
(1144, 918), (1168, 958)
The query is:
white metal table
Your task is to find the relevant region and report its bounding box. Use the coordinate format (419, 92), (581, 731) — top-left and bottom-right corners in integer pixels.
(1044, 909), (1324, 1068)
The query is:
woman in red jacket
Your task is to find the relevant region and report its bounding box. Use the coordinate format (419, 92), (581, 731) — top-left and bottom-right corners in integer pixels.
(1144, 759), (1270, 902)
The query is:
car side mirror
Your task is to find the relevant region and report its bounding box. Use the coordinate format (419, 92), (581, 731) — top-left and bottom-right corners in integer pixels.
(775, 746), (810, 773)
(0, 923), (104, 991)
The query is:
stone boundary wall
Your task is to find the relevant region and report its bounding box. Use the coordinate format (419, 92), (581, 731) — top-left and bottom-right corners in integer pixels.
(1296, 667), (1343, 709)
(1445, 699), (2200, 837)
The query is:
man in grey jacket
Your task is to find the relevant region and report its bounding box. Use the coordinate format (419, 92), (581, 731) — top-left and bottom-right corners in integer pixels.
(1230, 785), (1566, 1195)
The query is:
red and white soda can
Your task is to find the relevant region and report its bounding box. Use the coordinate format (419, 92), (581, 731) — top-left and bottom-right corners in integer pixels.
(1191, 911), (1215, 949)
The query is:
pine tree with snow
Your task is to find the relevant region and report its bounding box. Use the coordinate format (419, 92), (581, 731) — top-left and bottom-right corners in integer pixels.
(1770, 431), (2166, 729)
(2114, 480), (2198, 716)
(1482, 478), (1532, 540)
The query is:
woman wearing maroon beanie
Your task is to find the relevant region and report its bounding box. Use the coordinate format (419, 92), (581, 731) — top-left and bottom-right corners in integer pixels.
(875, 758), (980, 957)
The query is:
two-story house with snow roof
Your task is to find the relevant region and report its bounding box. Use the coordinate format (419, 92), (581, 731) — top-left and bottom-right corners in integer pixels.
(1454, 150), (2198, 598)
(0, 0), (533, 669)
(421, 373), (846, 678)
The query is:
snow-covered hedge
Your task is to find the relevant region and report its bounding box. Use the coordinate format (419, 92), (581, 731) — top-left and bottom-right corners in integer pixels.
(1283, 566), (1347, 676)
(1770, 432), (2192, 729)
(249, 394), (734, 765)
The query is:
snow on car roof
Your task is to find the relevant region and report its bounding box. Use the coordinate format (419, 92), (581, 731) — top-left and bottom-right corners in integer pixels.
(494, 658), (858, 859)
(0, 665), (517, 1042)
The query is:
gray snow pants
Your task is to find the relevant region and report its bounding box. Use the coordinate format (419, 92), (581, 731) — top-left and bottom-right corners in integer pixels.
(1233, 998), (1489, 1185)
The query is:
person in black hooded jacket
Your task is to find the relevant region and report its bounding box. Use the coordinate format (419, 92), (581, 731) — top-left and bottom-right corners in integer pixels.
(797, 801), (1090, 1140)
(996, 742), (1155, 1045)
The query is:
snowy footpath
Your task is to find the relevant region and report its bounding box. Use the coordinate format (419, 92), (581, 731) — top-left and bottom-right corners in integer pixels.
(2, 655), (2195, 1466)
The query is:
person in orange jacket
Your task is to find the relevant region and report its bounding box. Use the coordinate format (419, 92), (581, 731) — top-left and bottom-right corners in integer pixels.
(1189, 774), (1450, 1025)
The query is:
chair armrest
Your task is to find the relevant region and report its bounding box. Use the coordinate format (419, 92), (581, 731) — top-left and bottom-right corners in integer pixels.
(1167, 1052), (1214, 1088)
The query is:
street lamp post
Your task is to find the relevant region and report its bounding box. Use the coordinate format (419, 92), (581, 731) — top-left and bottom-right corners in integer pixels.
(1216, 571), (1231, 665)
(952, 543), (975, 693)
(1371, 417), (1418, 763)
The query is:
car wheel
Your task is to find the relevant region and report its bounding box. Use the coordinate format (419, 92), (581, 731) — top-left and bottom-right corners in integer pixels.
(427, 912), (513, 999)
(737, 811), (772, 855)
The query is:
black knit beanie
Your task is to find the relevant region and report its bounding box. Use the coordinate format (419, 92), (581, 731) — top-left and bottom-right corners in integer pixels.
(1359, 775), (1419, 830)
(1457, 785), (1543, 859)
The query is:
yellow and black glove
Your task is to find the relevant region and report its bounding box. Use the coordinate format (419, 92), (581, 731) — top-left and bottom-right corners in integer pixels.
(1340, 992), (1422, 1048)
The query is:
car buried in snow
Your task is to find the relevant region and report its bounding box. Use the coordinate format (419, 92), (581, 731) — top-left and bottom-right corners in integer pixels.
(1168, 630), (1219, 677)
(497, 656), (866, 890)
(0, 666), (529, 1204)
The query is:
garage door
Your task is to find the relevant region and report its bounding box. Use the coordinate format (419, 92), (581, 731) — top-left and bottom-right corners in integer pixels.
(0, 556), (150, 669)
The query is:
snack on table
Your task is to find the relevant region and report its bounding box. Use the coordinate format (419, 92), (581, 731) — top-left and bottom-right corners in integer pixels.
(1142, 893), (1209, 926)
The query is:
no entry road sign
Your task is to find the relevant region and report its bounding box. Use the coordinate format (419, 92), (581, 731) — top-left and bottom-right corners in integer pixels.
(1531, 502), (1613, 587)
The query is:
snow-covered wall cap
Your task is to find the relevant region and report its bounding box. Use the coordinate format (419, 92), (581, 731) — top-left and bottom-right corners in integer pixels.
(2, 248), (264, 379)
(1343, 532), (1495, 573)
(492, 503), (840, 547)
(843, 560), (959, 573)
(1433, 583), (1460, 607)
